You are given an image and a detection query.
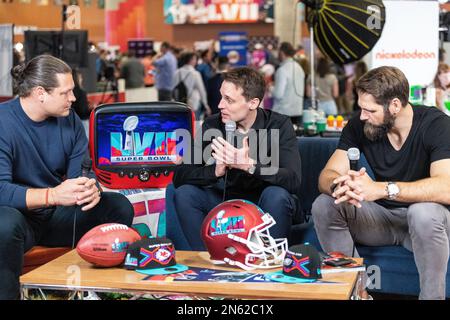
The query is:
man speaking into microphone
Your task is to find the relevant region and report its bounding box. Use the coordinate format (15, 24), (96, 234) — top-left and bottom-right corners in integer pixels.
(311, 66), (450, 300)
(172, 67), (302, 251)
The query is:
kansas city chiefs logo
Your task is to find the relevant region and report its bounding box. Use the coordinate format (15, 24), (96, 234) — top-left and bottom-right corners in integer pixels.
(155, 248), (171, 262)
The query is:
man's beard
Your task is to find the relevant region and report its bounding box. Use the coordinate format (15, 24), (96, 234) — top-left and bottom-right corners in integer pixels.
(363, 109), (396, 141)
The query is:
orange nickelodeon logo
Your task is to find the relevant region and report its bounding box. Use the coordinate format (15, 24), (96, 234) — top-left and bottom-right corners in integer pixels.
(375, 50), (436, 60)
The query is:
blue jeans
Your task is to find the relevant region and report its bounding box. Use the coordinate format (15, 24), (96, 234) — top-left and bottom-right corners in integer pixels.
(0, 192), (134, 300)
(318, 100), (338, 116)
(173, 184), (296, 250)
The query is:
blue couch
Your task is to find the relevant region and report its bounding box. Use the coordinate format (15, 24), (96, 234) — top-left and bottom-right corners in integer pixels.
(166, 136), (450, 297)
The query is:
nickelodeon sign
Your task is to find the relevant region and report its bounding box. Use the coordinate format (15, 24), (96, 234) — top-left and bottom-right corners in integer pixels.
(370, 1), (439, 86)
(375, 50), (436, 60)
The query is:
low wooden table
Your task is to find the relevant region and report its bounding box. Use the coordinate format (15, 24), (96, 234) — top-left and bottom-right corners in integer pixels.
(20, 250), (362, 300)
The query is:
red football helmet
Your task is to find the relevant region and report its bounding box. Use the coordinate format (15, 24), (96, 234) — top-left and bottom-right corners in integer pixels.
(201, 199), (288, 270)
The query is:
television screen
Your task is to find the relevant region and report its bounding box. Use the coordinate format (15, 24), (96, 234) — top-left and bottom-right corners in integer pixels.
(128, 39), (154, 58)
(90, 102), (194, 188)
(95, 111), (192, 167)
(24, 30), (89, 68)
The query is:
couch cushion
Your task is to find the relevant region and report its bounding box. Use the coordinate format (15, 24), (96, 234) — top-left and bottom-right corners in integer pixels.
(22, 246), (71, 275)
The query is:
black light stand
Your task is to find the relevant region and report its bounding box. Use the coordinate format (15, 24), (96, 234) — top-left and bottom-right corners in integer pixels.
(99, 66), (119, 105)
(302, 0), (322, 111)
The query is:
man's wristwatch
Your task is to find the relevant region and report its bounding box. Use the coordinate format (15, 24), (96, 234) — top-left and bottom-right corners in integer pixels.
(386, 182), (400, 200)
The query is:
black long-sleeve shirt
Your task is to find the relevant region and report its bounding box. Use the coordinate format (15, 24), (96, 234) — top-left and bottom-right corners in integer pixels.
(173, 108), (302, 200)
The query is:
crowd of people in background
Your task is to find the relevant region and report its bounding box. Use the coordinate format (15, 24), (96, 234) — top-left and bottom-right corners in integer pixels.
(62, 40), (450, 123)
(6, 41), (450, 301)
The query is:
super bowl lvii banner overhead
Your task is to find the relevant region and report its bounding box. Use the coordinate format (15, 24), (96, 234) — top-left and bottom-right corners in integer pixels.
(164, 0), (274, 24)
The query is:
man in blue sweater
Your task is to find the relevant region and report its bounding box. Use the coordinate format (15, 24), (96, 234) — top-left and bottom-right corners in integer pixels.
(0, 55), (134, 299)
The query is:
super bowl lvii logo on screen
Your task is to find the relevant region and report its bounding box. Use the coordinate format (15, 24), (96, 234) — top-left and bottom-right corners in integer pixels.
(109, 116), (177, 163)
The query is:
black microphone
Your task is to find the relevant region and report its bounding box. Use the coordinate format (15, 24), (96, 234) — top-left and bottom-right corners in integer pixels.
(225, 121), (236, 146)
(347, 147), (361, 258)
(347, 147), (360, 171)
(223, 121), (236, 201)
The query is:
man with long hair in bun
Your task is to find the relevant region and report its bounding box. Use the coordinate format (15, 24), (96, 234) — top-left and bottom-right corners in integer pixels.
(0, 55), (134, 299)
